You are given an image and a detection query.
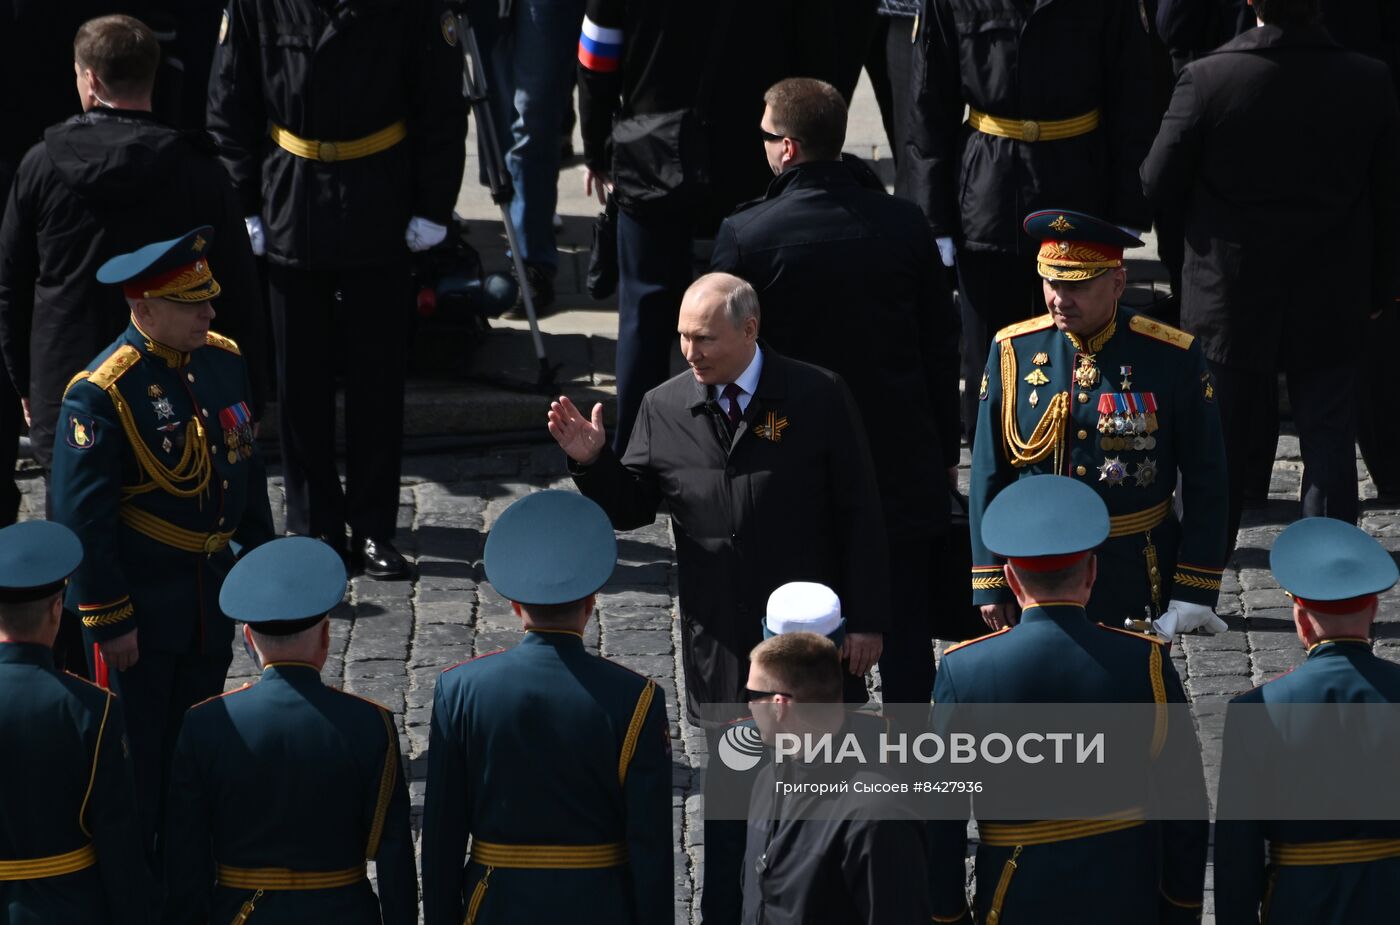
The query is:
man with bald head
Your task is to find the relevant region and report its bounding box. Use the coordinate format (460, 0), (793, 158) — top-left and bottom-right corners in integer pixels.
(549, 271), (887, 921)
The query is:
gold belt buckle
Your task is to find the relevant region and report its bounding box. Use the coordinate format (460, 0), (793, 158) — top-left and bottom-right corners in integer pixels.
(1020, 120), (1041, 142)
(317, 141), (340, 163)
(203, 534), (223, 555)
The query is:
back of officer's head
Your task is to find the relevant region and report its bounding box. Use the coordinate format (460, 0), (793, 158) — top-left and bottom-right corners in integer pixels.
(1007, 556), (1096, 603)
(74, 15), (160, 100)
(0, 593), (64, 645)
(1253, 0), (1321, 25)
(763, 78), (847, 162)
(749, 632), (844, 703)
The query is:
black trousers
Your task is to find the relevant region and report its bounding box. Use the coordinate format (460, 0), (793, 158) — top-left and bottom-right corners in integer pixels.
(1357, 309), (1400, 495)
(267, 262), (410, 540)
(1212, 360), (1358, 552)
(101, 645), (232, 859)
(956, 249), (1043, 449)
(866, 14), (916, 184)
(0, 361), (19, 527)
(831, 0), (881, 104)
(877, 533), (938, 706)
(614, 208), (692, 454)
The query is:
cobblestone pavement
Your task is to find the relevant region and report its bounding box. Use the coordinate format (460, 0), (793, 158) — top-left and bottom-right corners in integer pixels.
(16, 431), (1400, 924)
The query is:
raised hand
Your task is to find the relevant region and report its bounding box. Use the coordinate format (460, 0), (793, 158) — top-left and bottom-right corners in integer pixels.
(547, 395), (607, 465)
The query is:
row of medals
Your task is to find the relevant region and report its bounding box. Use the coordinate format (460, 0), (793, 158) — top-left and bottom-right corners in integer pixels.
(1098, 412), (1158, 452)
(1078, 357), (1160, 452)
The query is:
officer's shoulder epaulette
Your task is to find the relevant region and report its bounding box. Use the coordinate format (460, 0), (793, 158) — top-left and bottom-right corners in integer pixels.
(85, 345), (143, 392)
(189, 681), (253, 710)
(62, 371), (92, 398)
(442, 648), (508, 673)
(337, 689), (393, 714)
(1096, 624), (1169, 646)
(599, 654), (652, 683)
(63, 670), (117, 696)
(205, 331), (241, 355)
(994, 315), (1055, 342)
(1128, 314), (1194, 350)
(944, 626), (1011, 655)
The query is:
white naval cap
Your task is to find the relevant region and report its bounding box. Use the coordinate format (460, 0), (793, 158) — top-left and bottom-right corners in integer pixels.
(763, 581), (845, 640)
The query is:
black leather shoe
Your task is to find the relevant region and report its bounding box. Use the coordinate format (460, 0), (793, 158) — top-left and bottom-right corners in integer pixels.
(358, 537), (410, 580)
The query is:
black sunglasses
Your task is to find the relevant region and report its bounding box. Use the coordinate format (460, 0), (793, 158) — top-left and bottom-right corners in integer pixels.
(745, 687), (792, 702)
(759, 128), (800, 144)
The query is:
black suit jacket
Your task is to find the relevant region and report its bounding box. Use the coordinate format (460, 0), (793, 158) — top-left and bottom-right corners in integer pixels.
(1141, 24), (1400, 371)
(711, 158), (961, 537)
(571, 349), (889, 721)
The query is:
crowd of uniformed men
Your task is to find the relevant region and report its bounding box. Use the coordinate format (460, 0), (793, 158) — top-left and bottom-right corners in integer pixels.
(1, 0), (1400, 921)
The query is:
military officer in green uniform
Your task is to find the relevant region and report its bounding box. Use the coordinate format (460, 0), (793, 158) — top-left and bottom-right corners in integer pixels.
(0, 520), (150, 923)
(1215, 518), (1400, 924)
(163, 536), (416, 924)
(930, 475), (1209, 923)
(970, 209), (1229, 639)
(421, 490), (672, 925)
(48, 226), (276, 853)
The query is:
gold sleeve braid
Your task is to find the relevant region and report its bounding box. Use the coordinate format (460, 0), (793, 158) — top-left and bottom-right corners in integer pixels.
(999, 340), (1069, 471)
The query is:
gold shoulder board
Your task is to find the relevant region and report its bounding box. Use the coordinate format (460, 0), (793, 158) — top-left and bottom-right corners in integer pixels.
(62, 371), (92, 398)
(205, 331), (242, 355)
(1128, 314), (1195, 350)
(87, 345), (142, 392)
(994, 314), (1055, 342)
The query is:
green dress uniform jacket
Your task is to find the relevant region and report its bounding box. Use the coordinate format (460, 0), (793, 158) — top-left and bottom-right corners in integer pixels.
(49, 320), (275, 653)
(0, 642), (150, 924)
(928, 603), (1209, 923)
(421, 630), (673, 925)
(969, 307), (1227, 625)
(1215, 639), (1400, 925)
(163, 661), (417, 924)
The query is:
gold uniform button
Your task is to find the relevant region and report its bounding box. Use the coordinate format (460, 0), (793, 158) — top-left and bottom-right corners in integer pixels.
(1076, 465), (1087, 477)
(218, 517), (225, 526)
(1077, 392), (1089, 403)
(201, 408), (209, 417)
(1077, 429), (1089, 440)
(222, 480), (230, 490)
(187, 373), (195, 382)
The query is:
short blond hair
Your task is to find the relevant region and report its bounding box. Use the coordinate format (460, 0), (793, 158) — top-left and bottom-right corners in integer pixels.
(749, 631), (843, 702)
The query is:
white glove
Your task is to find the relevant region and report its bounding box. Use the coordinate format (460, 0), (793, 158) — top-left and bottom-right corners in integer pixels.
(405, 216), (448, 253)
(244, 215), (265, 257)
(1153, 600), (1228, 642)
(935, 236), (956, 268)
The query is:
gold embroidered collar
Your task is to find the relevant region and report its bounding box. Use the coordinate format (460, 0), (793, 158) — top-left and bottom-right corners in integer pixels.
(131, 316), (190, 368)
(1064, 308), (1118, 356)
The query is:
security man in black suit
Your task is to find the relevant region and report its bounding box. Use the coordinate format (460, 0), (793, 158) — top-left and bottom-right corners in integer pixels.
(711, 77), (961, 705)
(164, 535), (416, 924)
(548, 272), (888, 924)
(1141, 0), (1400, 549)
(0, 520), (150, 924)
(902, 0), (1156, 447)
(421, 490), (672, 925)
(207, 0), (467, 577)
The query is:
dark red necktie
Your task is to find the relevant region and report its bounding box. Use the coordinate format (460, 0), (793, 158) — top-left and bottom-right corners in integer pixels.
(721, 382), (744, 430)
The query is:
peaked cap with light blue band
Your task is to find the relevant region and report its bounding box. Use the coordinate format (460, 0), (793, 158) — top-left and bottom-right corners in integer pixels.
(220, 536), (348, 633)
(982, 474), (1110, 560)
(485, 490), (616, 604)
(1270, 518), (1399, 603)
(762, 581), (846, 646)
(0, 521), (84, 602)
(96, 225), (222, 303)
